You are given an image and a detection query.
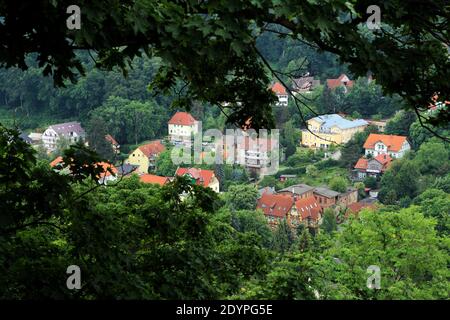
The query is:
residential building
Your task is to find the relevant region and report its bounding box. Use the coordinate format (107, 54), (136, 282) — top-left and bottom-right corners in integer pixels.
(354, 154), (393, 180)
(105, 134), (120, 154)
(258, 186), (275, 198)
(292, 76), (320, 94)
(42, 121), (86, 151)
(277, 184), (314, 200)
(271, 82), (288, 106)
(19, 132), (32, 144)
(168, 111), (199, 145)
(301, 114), (368, 149)
(126, 140), (165, 174)
(337, 187), (358, 207)
(256, 193), (321, 229)
(139, 174), (170, 186)
(313, 186), (341, 210)
(363, 133), (411, 158)
(117, 163), (139, 176)
(235, 135), (278, 177)
(365, 119), (387, 132)
(326, 74), (353, 92)
(50, 157), (117, 184)
(175, 167), (220, 193)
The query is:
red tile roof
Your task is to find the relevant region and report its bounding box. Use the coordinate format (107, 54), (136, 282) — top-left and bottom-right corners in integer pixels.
(257, 193), (294, 218)
(326, 74), (354, 90)
(175, 167), (215, 187)
(138, 140), (165, 158)
(140, 174), (169, 186)
(354, 157), (368, 170)
(168, 111), (197, 126)
(96, 162), (118, 178)
(374, 153), (392, 166)
(50, 156), (64, 167)
(105, 134), (119, 146)
(295, 196), (321, 221)
(354, 154), (393, 171)
(363, 134), (408, 152)
(346, 202), (377, 217)
(271, 82), (287, 95)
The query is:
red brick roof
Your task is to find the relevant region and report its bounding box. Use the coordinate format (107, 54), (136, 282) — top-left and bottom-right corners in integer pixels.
(271, 82), (287, 95)
(354, 157), (368, 170)
(105, 134), (119, 146)
(295, 196), (321, 221)
(326, 74), (354, 90)
(168, 111), (197, 126)
(363, 134), (407, 152)
(256, 193), (294, 218)
(140, 174), (169, 186)
(175, 167), (215, 187)
(138, 140), (165, 158)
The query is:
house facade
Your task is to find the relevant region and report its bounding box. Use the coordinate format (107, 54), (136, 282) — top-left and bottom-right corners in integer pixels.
(126, 140), (165, 174)
(175, 167), (220, 193)
(168, 111), (199, 146)
(271, 82), (289, 106)
(42, 121), (86, 151)
(292, 76), (320, 94)
(235, 135), (278, 177)
(363, 133), (411, 158)
(301, 114), (368, 149)
(354, 154), (392, 180)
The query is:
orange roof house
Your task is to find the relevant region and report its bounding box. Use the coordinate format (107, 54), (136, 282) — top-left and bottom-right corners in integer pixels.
(139, 174), (169, 186)
(138, 140), (165, 158)
(105, 134), (119, 146)
(168, 111), (197, 126)
(295, 196), (321, 222)
(126, 140), (166, 174)
(326, 74), (354, 91)
(175, 167), (220, 192)
(271, 82), (287, 95)
(363, 134), (408, 152)
(257, 193), (294, 218)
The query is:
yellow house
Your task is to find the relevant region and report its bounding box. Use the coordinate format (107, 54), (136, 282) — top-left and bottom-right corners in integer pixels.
(301, 114), (368, 149)
(126, 140), (165, 174)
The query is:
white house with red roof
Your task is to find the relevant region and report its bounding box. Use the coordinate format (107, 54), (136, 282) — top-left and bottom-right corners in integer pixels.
(168, 111), (199, 145)
(271, 82), (289, 106)
(175, 167), (220, 193)
(363, 133), (410, 158)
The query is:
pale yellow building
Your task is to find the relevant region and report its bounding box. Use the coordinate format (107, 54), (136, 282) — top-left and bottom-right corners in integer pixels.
(126, 140), (165, 174)
(301, 114), (368, 149)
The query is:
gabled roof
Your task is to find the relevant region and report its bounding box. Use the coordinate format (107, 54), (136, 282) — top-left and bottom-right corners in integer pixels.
(19, 132), (32, 144)
(295, 196), (321, 221)
(138, 140), (165, 158)
(363, 134), (408, 152)
(309, 114), (368, 130)
(168, 111), (197, 126)
(256, 193), (294, 218)
(117, 163), (139, 175)
(271, 82), (287, 95)
(354, 157), (368, 170)
(96, 162), (118, 178)
(48, 121), (85, 136)
(105, 134), (119, 146)
(354, 154), (393, 171)
(140, 174), (169, 186)
(313, 186), (340, 198)
(326, 74), (354, 90)
(175, 167), (215, 187)
(278, 184), (314, 196)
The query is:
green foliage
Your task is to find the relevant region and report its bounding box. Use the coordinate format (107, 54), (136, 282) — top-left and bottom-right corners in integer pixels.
(414, 138), (450, 175)
(329, 176), (348, 193)
(321, 209), (337, 234)
(413, 189), (450, 236)
(363, 176), (377, 189)
(224, 184), (258, 211)
(155, 149), (177, 176)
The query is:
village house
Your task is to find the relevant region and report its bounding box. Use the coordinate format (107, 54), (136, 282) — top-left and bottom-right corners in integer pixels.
(271, 82), (289, 106)
(313, 186), (341, 210)
(126, 140), (165, 174)
(168, 111), (199, 146)
(139, 174), (170, 186)
(354, 153), (393, 180)
(301, 114), (368, 149)
(292, 76), (320, 94)
(363, 133), (411, 158)
(50, 157), (118, 185)
(256, 193), (321, 229)
(175, 167), (220, 193)
(365, 119), (387, 132)
(235, 135), (278, 177)
(105, 134), (120, 154)
(42, 121), (86, 152)
(277, 183), (315, 200)
(326, 74), (353, 93)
